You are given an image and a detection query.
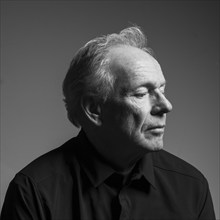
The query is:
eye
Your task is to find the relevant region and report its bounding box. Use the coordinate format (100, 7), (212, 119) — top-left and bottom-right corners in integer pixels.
(134, 92), (148, 98)
(133, 87), (149, 98)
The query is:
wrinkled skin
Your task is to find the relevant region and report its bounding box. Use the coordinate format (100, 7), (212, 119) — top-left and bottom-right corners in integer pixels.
(90, 46), (172, 171)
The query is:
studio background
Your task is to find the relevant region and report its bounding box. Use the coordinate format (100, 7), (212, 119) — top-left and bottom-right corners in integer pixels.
(1, 1), (219, 218)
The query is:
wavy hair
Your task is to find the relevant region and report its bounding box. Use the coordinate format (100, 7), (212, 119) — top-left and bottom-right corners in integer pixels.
(62, 26), (153, 127)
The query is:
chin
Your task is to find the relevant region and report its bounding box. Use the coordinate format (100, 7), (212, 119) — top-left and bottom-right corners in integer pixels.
(151, 144), (163, 151)
(140, 138), (164, 152)
(136, 133), (163, 151)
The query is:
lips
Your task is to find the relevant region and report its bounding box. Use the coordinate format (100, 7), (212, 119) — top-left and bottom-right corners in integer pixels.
(145, 125), (165, 135)
(147, 125), (165, 130)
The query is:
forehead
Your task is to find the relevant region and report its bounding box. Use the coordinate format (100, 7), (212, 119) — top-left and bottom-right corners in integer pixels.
(108, 46), (165, 91)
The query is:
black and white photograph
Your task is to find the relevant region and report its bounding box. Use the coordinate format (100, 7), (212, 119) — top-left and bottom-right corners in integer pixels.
(0, 1), (219, 219)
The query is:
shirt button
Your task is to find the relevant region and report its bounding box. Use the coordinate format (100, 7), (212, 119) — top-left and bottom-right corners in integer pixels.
(120, 211), (129, 220)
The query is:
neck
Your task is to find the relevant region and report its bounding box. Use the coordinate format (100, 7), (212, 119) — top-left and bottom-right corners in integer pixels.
(82, 128), (147, 173)
(85, 131), (145, 171)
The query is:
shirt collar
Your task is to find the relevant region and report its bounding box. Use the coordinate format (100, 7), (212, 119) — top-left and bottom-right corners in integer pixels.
(136, 152), (156, 189)
(75, 130), (156, 189)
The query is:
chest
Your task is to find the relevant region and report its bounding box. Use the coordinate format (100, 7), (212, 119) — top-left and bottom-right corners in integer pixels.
(46, 177), (198, 220)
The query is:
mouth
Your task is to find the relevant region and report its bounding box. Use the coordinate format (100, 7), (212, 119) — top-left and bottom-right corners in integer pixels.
(146, 125), (165, 135)
(148, 125), (165, 130)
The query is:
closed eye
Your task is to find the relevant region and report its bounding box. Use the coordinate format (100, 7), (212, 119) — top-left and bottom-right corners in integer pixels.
(134, 92), (148, 98)
(132, 87), (149, 98)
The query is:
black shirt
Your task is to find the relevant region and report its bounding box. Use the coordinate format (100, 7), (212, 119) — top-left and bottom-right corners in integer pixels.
(1, 130), (216, 220)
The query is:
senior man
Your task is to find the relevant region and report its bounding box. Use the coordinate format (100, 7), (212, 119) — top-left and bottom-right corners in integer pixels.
(1, 26), (215, 220)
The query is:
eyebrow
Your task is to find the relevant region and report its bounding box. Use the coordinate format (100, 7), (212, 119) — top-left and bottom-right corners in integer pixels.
(119, 80), (166, 96)
(138, 80), (166, 89)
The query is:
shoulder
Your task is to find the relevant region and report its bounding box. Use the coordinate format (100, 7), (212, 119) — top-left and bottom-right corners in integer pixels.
(152, 149), (206, 183)
(16, 136), (79, 185)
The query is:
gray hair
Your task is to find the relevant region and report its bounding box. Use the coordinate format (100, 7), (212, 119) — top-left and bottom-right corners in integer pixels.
(63, 26), (153, 127)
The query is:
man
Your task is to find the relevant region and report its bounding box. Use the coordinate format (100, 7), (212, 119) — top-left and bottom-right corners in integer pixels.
(1, 26), (216, 220)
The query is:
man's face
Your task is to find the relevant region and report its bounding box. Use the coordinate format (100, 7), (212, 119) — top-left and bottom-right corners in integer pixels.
(101, 46), (172, 155)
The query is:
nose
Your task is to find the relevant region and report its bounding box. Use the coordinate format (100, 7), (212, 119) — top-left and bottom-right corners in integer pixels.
(150, 93), (173, 116)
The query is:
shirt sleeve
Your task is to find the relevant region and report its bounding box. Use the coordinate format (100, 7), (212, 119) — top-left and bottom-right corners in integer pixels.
(0, 173), (46, 220)
(198, 177), (216, 220)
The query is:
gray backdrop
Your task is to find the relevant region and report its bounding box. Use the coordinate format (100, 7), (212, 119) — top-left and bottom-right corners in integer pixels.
(1, 1), (219, 218)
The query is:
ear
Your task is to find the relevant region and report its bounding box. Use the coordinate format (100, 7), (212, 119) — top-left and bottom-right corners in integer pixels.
(81, 95), (102, 126)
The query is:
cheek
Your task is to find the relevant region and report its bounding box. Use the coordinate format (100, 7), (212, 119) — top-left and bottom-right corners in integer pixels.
(132, 107), (149, 130)
(124, 102), (151, 131)
(132, 97), (151, 116)
(103, 99), (151, 131)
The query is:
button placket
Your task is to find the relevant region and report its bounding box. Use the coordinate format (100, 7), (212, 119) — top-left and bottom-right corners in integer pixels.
(118, 188), (131, 220)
